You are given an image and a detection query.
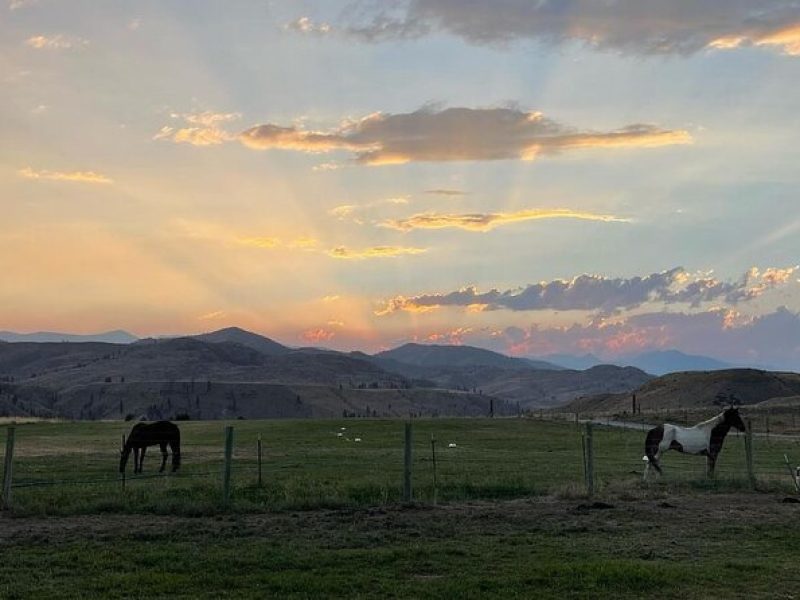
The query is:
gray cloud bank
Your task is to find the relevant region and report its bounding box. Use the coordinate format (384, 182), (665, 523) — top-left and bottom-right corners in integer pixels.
(377, 266), (798, 314)
(317, 0), (800, 56)
(238, 106), (689, 165)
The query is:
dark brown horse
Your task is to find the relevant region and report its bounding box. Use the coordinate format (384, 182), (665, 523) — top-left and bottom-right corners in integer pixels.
(120, 421), (181, 474)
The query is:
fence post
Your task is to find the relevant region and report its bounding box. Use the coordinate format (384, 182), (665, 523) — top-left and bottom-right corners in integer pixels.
(257, 434), (263, 487)
(222, 425), (234, 507)
(584, 423), (594, 498)
(766, 410), (771, 442)
(2, 425), (15, 510)
(403, 422), (413, 503)
(745, 419), (756, 490)
(430, 434), (437, 505)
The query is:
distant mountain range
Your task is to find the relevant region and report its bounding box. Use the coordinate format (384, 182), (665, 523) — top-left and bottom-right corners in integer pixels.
(0, 329), (782, 375)
(0, 327), (651, 419)
(0, 330), (138, 344)
(538, 349), (741, 375)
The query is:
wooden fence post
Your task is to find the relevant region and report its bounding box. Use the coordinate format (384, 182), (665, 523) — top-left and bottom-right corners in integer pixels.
(2, 425), (15, 510)
(783, 455), (800, 493)
(745, 419), (756, 490)
(766, 410), (771, 441)
(430, 434), (437, 505)
(257, 434), (263, 487)
(403, 423), (413, 503)
(222, 425), (234, 506)
(584, 423), (594, 498)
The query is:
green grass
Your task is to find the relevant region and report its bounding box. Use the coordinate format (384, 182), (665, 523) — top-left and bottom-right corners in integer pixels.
(1, 418), (798, 515)
(1, 494), (799, 599)
(2, 419), (799, 598)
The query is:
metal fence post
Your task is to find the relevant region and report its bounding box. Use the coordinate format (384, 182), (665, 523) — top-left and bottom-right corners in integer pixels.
(584, 423), (594, 498)
(222, 425), (234, 506)
(745, 419), (756, 490)
(403, 422), (413, 503)
(2, 425), (16, 510)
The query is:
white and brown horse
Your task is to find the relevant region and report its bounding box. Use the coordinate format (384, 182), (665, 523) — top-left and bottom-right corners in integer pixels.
(643, 407), (746, 480)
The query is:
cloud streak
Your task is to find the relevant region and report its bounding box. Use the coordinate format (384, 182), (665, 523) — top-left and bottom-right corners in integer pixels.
(381, 208), (629, 232)
(324, 1), (800, 57)
(25, 34), (87, 49)
(376, 266), (798, 315)
(237, 106), (690, 165)
(327, 245), (428, 260)
(18, 167), (112, 184)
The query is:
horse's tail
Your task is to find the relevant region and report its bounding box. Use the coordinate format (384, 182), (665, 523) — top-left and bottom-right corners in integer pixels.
(644, 425), (664, 474)
(171, 426), (181, 470)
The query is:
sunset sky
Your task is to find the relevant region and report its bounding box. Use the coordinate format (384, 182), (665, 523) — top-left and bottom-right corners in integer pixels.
(2, 1), (799, 367)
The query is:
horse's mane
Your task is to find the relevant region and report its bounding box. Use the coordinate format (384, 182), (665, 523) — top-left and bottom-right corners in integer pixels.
(695, 410), (726, 428)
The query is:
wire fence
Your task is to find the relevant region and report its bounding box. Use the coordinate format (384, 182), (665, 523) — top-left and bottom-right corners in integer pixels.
(1, 417), (799, 513)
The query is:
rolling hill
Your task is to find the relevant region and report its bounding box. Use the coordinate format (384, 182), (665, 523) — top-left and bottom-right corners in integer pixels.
(564, 368), (800, 413)
(374, 343), (561, 370)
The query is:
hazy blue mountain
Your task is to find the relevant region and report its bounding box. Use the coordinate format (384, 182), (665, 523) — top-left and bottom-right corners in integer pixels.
(617, 350), (733, 375)
(190, 327), (290, 356)
(374, 343), (560, 370)
(537, 353), (604, 370)
(0, 330), (138, 344)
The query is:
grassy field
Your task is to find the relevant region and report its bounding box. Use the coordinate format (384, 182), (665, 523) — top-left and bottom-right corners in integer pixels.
(1, 418), (798, 515)
(1, 418), (799, 598)
(1, 493), (799, 598)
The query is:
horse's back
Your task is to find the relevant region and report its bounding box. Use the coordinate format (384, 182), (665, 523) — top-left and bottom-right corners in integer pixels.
(129, 420), (180, 443)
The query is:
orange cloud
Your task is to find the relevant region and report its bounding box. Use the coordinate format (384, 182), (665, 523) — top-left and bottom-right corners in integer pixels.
(709, 25), (800, 56)
(382, 208), (630, 232)
(154, 112), (240, 146)
(300, 328), (336, 343)
(18, 167), (112, 184)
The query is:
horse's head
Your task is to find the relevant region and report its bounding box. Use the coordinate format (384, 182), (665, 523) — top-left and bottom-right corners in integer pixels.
(723, 407), (746, 432)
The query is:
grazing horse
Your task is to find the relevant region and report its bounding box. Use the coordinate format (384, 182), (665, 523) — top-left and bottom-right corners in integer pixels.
(643, 407), (746, 480)
(120, 421), (181, 474)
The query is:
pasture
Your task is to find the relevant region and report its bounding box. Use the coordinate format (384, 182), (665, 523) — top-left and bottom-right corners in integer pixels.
(2, 417), (799, 515)
(2, 418), (799, 598)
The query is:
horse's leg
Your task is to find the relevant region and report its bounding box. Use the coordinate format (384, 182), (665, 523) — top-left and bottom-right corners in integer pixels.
(139, 446), (147, 473)
(169, 440), (180, 472)
(159, 442), (168, 473)
(132, 448), (140, 474)
(707, 454), (717, 479)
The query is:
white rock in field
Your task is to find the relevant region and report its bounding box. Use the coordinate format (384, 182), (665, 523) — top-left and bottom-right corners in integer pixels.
(337, 432), (343, 437)
(448, 443), (457, 448)
(354, 438), (362, 443)
(340, 427), (346, 431)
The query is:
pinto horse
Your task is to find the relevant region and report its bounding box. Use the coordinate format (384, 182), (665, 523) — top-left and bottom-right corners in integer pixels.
(120, 421), (181, 474)
(643, 407), (746, 480)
